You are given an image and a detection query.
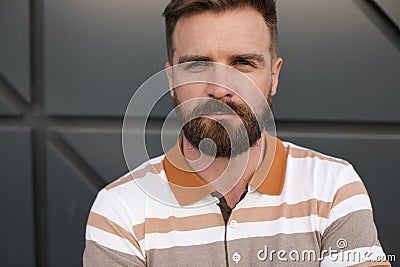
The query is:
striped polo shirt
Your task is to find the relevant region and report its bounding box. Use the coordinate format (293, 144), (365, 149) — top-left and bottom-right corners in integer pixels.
(84, 135), (390, 266)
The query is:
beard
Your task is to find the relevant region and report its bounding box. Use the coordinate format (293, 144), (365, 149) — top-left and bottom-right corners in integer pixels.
(173, 92), (272, 158)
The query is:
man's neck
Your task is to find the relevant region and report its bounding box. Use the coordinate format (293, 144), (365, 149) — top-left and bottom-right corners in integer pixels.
(182, 133), (266, 208)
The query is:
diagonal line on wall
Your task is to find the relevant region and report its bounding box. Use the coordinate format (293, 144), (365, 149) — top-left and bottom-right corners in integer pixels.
(48, 131), (108, 193)
(0, 73), (32, 114)
(352, 0), (400, 53)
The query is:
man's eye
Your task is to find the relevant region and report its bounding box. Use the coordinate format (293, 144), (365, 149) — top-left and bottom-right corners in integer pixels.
(187, 61), (210, 68)
(237, 60), (250, 65)
(234, 60), (255, 67)
(184, 61), (212, 73)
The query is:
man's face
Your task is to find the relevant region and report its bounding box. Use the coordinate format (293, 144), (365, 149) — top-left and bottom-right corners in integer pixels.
(166, 7), (282, 158)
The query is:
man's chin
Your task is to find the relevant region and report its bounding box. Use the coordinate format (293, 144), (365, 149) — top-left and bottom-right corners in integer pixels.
(183, 132), (263, 159)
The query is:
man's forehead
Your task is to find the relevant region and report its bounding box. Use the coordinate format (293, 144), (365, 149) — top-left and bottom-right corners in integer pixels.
(174, 8), (268, 36)
(172, 8), (271, 61)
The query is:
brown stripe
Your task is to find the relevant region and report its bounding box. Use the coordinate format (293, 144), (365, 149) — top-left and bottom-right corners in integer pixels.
(87, 212), (142, 254)
(235, 198), (331, 223)
(228, 232), (321, 266)
(146, 232), (321, 266)
(332, 181), (368, 208)
(84, 240), (146, 267)
(138, 199), (330, 237)
(322, 210), (379, 253)
(135, 213), (224, 238)
(133, 222), (145, 242)
(289, 147), (349, 165)
(135, 189), (371, 237)
(106, 162), (163, 190)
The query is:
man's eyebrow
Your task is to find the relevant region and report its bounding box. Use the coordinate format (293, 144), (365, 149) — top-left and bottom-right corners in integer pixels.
(178, 53), (266, 66)
(178, 55), (212, 64)
(229, 54), (266, 67)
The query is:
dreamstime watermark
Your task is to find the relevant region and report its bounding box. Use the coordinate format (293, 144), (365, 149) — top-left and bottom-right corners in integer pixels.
(256, 238), (396, 263)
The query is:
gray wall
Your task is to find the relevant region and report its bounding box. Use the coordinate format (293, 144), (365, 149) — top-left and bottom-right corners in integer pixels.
(0, 0), (399, 266)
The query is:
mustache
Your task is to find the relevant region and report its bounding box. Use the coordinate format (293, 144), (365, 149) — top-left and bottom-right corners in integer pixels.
(192, 99), (250, 117)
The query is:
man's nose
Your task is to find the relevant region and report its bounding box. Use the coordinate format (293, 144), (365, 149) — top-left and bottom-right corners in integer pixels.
(205, 83), (233, 99)
(205, 68), (234, 99)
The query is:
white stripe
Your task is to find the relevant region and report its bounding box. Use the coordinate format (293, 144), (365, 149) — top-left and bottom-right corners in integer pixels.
(91, 189), (145, 232)
(144, 216), (321, 250)
(112, 170), (179, 214)
(246, 158), (362, 208)
(240, 191), (331, 209)
(144, 198), (221, 219)
(86, 225), (145, 259)
(319, 217), (329, 234)
(228, 215), (320, 240)
(145, 226), (226, 249)
(283, 158), (361, 204)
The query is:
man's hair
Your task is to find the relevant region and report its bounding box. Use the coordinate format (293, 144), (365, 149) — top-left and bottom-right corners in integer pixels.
(162, 0), (278, 63)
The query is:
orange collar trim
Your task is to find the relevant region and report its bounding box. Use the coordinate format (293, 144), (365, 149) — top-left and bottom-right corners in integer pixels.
(163, 133), (288, 206)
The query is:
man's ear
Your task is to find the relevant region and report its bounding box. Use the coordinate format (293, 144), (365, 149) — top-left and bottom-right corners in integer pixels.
(270, 57), (283, 96)
(165, 62), (175, 98)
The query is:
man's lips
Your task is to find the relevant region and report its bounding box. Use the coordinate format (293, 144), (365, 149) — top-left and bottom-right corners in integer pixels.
(203, 112), (236, 119)
(208, 112), (232, 115)
(197, 109), (235, 116)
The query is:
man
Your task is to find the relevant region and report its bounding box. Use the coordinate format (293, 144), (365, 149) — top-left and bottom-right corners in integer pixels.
(83, 0), (390, 266)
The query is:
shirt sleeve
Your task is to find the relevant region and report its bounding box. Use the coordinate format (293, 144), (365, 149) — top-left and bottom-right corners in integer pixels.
(320, 165), (391, 267)
(83, 188), (146, 267)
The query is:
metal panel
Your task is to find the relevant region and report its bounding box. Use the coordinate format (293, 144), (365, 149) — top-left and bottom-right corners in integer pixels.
(44, 0), (171, 116)
(46, 145), (98, 267)
(0, 97), (18, 115)
(60, 131), (127, 182)
(60, 129), (177, 183)
(0, 130), (34, 266)
(274, 0), (400, 122)
(0, 0), (31, 102)
(278, 134), (399, 258)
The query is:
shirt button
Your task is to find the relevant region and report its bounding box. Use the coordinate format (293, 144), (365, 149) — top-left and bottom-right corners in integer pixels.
(232, 252), (241, 263)
(230, 219), (238, 228)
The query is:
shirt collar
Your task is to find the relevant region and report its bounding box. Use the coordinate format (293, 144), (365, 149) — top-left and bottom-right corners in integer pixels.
(163, 133), (288, 206)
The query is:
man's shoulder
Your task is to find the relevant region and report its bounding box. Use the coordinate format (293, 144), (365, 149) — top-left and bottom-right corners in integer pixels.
(281, 140), (350, 167)
(88, 155), (168, 228)
(280, 140), (366, 205)
(104, 154), (167, 192)
(280, 140), (364, 191)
